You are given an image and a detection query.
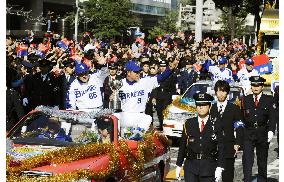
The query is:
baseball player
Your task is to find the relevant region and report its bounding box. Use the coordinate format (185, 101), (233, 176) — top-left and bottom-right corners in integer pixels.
(209, 57), (233, 84)
(66, 62), (108, 110)
(237, 58), (259, 95)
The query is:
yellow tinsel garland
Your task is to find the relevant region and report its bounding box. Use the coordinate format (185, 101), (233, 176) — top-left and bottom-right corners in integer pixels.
(7, 143), (119, 182)
(7, 132), (167, 182)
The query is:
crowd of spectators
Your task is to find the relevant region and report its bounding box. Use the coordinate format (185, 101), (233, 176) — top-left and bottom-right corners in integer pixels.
(6, 31), (258, 131)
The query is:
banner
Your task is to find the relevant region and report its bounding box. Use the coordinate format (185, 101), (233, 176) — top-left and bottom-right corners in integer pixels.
(253, 62), (273, 75)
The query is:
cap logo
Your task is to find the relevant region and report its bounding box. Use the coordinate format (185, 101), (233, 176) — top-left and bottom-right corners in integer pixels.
(80, 65), (84, 69)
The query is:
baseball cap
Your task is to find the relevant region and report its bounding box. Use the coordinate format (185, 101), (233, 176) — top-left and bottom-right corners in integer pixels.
(125, 61), (142, 72)
(245, 58), (254, 65)
(75, 63), (89, 75)
(218, 57), (227, 64)
(193, 93), (214, 106)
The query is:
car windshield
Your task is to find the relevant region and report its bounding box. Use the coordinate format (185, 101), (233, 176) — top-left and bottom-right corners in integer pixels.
(8, 112), (113, 146)
(182, 83), (211, 99)
(181, 82), (243, 104)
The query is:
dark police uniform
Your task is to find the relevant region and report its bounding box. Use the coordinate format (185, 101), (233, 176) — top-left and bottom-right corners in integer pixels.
(155, 66), (178, 130)
(176, 93), (224, 182)
(25, 59), (62, 110)
(211, 101), (243, 182)
(59, 60), (76, 110)
(6, 88), (25, 132)
(242, 76), (276, 182)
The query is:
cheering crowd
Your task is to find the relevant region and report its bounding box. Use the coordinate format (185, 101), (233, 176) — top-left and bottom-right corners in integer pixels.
(6, 31), (279, 181)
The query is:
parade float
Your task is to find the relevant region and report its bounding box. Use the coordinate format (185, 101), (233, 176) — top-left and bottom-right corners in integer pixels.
(6, 106), (171, 182)
(255, 1), (279, 86)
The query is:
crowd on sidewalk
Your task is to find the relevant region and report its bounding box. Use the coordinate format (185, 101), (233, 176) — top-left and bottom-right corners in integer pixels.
(6, 30), (279, 182)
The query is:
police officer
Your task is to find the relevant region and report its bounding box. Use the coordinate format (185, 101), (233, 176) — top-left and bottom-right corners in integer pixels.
(177, 58), (199, 94)
(242, 76), (276, 182)
(210, 80), (244, 182)
(59, 59), (76, 109)
(155, 58), (178, 130)
(176, 93), (224, 182)
(23, 59), (62, 110)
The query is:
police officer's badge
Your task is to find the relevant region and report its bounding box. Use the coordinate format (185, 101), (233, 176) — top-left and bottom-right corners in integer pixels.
(199, 94), (205, 99)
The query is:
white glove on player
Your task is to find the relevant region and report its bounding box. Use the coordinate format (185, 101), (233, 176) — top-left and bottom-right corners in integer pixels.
(175, 166), (181, 180)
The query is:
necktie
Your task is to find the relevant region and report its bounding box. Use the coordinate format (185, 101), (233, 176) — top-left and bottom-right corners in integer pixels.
(201, 120), (205, 132)
(254, 96), (259, 107)
(66, 75), (70, 82)
(219, 105), (223, 114)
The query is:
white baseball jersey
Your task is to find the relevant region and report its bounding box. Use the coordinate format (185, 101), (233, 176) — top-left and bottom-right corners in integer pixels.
(119, 76), (159, 113)
(67, 68), (108, 110)
(237, 68), (259, 94)
(209, 65), (233, 84)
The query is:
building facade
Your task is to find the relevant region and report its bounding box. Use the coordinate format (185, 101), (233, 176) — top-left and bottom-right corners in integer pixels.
(7, 0), (75, 37)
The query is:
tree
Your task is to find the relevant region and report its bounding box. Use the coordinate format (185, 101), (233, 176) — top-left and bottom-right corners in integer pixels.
(219, 7), (249, 39)
(66, 0), (141, 39)
(149, 10), (178, 39)
(212, 0), (248, 40)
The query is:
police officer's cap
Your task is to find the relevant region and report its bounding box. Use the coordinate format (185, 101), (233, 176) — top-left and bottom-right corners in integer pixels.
(159, 60), (167, 67)
(109, 63), (118, 70)
(193, 93), (214, 106)
(245, 58), (254, 65)
(249, 76), (266, 86)
(21, 60), (33, 69)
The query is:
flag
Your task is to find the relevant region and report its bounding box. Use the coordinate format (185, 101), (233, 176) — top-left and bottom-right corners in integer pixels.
(35, 43), (49, 58)
(16, 44), (28, 57)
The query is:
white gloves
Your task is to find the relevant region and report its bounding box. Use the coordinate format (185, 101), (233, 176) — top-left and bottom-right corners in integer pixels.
(215, 167), (224, 182)
(175, 166), (181, 180)
(22, 98), (29, 106)
(268, 131), (274, 143)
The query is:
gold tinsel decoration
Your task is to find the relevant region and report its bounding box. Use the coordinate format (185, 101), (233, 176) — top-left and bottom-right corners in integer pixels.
(7, 143), (119, 182)
(163, 96), (197, 119)
(7, 132), (168, 182)
(234, 97), (242, 109)
(256, 31), (264, 55)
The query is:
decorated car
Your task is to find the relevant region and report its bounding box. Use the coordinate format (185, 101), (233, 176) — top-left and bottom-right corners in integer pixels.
(163, 80), (244, 138)
(7, 106), (171, 182)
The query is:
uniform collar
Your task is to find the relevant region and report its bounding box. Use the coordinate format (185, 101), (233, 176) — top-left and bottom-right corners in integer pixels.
(217, 100), (228, 110)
